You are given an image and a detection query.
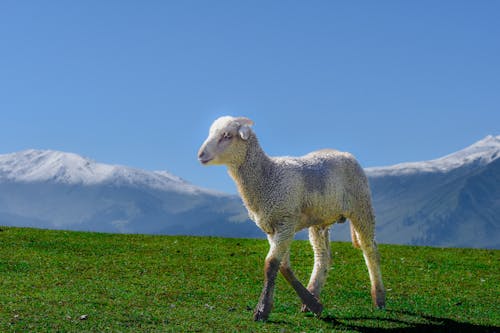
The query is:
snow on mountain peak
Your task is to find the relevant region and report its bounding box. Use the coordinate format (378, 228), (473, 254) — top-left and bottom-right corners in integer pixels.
(0, 149), (210, 194)
(0, 149), (124, 184)
(467, 134), (499, 151)
(366, 135), (500, 177)
(442, 135), (499, 164)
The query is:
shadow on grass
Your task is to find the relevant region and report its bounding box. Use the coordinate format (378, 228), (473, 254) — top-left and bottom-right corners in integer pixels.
(321, 310), (499, 333)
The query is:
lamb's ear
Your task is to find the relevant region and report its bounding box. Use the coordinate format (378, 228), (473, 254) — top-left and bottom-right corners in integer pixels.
(238, 125), (252, 140)
(235, 117), (253, 140)
(235, 117), (254, 127)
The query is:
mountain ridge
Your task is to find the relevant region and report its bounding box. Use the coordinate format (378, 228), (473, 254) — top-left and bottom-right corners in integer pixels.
(366, 135), (499, 177)
(0, 149), (222, 196)
(363, 135), (499, 248)
(2, 135), (498, 190)
(0, 135), (498, 248)
(0, 149), (258, 237)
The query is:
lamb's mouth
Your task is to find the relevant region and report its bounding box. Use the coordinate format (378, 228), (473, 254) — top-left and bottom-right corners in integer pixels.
(199, 157), (213, 165)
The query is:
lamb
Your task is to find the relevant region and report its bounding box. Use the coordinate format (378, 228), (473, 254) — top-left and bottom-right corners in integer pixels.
(198, 116), (385, 321)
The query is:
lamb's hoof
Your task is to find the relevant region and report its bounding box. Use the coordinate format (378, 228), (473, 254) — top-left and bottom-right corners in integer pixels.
(301, 301), (323, 317)
(253, 300), (272, 321)
(375, 300), (386, 310)
(372, 288), (386, 309)
(253, 310), (269, 322)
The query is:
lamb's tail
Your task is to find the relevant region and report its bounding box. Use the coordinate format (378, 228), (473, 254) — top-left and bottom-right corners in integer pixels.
(350, 222), (361, 248)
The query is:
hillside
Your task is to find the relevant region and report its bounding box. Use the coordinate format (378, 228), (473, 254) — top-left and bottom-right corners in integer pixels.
(0, 227), (498, 332)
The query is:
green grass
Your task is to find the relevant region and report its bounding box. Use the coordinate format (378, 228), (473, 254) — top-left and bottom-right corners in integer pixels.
(0, 226), (498, 332)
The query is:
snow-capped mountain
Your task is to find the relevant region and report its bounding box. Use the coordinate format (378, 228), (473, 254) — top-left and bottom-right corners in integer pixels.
(0, 135), (498, 248)
(0, 149), (200, 192)
(362, 135), (500, 248)
(366, 135), (499, 177)
(0, 149), (260, 237)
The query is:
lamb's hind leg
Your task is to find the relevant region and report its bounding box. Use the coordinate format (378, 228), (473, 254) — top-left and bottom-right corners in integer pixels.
(280, 252), (323, 316)
(302, 226), (332, 312)
(351, 217), (385, 308)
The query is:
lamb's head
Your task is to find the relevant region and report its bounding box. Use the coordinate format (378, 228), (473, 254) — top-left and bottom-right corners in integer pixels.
(198, 116), (254, 166)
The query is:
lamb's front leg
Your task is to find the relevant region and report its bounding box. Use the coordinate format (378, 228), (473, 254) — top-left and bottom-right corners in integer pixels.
(254, 231), (293, 321)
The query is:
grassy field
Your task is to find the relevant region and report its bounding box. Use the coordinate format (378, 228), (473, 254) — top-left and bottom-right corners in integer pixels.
(0, 226), (498, 332)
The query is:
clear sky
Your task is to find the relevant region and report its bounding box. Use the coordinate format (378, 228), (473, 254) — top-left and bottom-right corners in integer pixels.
(1, 1), (499, 193)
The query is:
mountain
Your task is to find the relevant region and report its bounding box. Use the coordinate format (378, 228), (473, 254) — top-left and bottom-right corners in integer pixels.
(1, 135), (498, 248)
(0, 150), (261, 238)
(364, 135), (500, 248)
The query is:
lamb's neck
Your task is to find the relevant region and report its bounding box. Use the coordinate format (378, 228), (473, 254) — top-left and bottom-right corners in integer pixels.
(228, 136), (274, 208)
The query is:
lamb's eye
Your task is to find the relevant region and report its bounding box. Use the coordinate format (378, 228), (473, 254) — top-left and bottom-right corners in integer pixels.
(222, 132), (233, 140)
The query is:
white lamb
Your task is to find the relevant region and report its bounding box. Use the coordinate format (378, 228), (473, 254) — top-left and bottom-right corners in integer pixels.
(198, 116), (385, 321)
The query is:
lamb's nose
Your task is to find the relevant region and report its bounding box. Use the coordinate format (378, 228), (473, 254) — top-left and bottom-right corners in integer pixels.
(198, 150), (211, 164)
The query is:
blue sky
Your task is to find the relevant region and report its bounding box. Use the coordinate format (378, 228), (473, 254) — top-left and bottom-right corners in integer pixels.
(1, 1), (499, 193)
